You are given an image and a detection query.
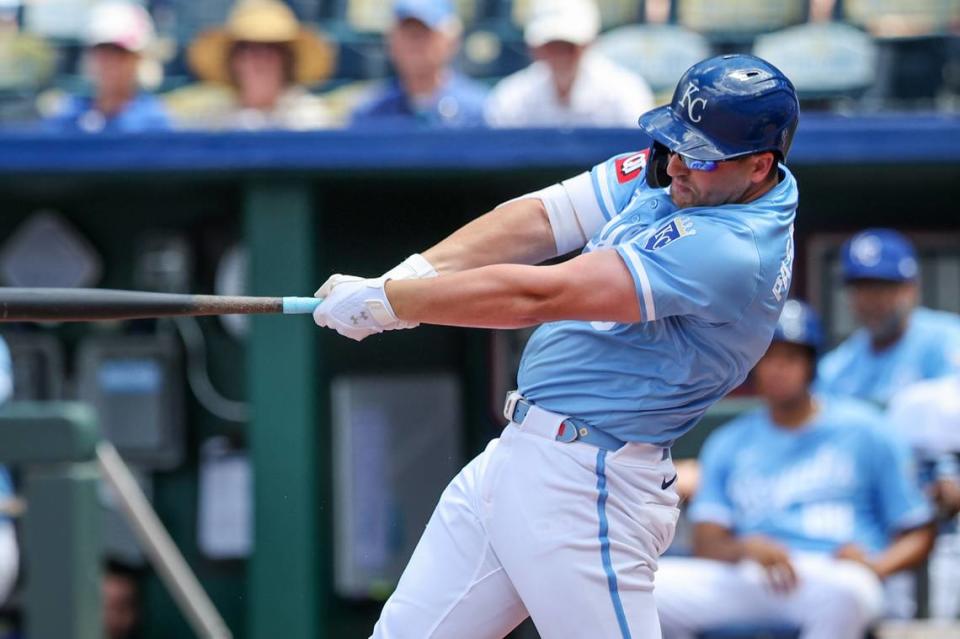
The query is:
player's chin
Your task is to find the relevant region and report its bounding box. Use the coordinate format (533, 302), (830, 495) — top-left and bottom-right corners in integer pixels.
(669, 184), (697, 208)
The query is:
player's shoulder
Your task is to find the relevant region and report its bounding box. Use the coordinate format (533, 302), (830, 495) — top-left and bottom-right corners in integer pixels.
(819, 329), (867, 371)
(912, 307), (960, 335)
(890, 374), (958, 411)
(600, 149), (652, 187)
(818, 394), (883, 430)
(819, 394), (904, 449)
(706, 408), (767, 448)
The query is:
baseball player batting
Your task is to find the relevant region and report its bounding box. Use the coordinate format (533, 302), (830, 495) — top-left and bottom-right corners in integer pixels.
(313, 54), (800, 639)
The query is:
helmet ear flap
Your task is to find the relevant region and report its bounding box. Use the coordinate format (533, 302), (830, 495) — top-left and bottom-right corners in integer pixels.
(646, 142), (672, 189)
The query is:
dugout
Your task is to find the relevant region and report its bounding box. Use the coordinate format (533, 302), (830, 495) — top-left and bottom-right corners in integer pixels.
(0, 114), (957, 638)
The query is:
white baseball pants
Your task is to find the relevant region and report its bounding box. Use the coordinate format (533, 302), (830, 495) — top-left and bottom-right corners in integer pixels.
(371, 407), (680, 639)
(655, 554), (885, 639)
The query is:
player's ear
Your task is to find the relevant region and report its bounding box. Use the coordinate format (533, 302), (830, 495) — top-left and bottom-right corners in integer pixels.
(748, 152), (776, 184)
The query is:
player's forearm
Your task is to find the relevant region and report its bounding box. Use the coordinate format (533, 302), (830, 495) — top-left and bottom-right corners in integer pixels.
(386, 264), (568, 329)
(870, 524), (936, 579)
(692, 531), (747, 563)
(421, 199), (558, 275)
(387, 256), (637, 329)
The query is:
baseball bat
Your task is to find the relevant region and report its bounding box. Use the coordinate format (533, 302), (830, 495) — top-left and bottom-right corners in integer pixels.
(0, 288), (322, 322)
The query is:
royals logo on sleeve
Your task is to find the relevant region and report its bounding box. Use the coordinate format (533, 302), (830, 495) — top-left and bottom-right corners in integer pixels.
(615, 150), (649, 183)
(644, 217), (696, 251)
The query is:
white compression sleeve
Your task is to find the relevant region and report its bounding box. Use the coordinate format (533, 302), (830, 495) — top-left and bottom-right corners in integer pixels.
(503, 172), (608, 255)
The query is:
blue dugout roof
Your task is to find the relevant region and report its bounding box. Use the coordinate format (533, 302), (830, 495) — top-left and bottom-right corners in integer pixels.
(0, 113), (957, 174)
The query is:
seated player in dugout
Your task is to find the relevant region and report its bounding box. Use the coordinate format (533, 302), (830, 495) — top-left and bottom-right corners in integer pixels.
(655, 301), (936, 639)
(315, 54), (800, 638)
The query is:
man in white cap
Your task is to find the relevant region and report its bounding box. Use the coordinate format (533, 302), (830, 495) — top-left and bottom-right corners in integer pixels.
(44, 0), (170, 133)
(485, 0), (653, 128)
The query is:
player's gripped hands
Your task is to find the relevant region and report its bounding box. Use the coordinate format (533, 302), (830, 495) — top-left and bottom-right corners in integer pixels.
(313, 276), (407, 341)
(741, 535), (798, 594)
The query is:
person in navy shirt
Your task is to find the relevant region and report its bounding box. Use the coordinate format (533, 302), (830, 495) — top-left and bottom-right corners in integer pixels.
(656, 301), (935, 639)
(350, 0), (487, 128)
(44, 1), (170, 133)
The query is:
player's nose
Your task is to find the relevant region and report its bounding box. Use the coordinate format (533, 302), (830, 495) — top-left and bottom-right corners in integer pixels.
(666, 152), (688, 178)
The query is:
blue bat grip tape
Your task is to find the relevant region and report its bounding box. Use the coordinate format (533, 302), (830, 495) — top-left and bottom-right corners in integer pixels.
(282, 297), (323, 315)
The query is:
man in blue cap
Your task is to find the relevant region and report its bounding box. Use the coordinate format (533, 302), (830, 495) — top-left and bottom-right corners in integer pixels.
(350, 0), (487, 127)
(817, 228), (960, 407)
(316, 54), (799, 637)
(656, 301), (935, 639)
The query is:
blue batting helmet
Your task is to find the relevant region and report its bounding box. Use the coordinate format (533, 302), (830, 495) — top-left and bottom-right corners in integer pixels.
(639, 54), (799, 187)
(841, 228), (919, 283)
(773, 299), (823, 353)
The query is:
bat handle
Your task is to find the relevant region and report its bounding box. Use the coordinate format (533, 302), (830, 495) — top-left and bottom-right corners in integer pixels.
(281, 297), (324, 315)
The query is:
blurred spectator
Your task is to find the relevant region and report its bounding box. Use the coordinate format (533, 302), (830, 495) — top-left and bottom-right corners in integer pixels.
(656, 301), (935, 639)
(103, 559), (142, 639)
(888, 374), (960, 619)
(485, 0), (654, 128)
(43, 1), (170, 134)
(816, 228), (960, 619)
(817, 229), (960, 407)
(0, 338), (17, 608)
(168, 0), (335, 131)
(350, 0), (487, 128)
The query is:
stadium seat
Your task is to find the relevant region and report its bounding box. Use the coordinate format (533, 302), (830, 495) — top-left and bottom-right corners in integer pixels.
(839, 0), (956, 103)
(674, 0), (807, 47)
(697, 624), (801, 639)
(753, 22), (878, 105)
(511, 0), (644, 31)
(594, 24), (710, 100)
(458, 23), (529, 80)
(842, 0), (959, 38)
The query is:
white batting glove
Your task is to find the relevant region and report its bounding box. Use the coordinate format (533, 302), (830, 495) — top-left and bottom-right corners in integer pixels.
(313, 276), (403, 342)
(315, 273), (362, 299)
(315, 255), (435, 300)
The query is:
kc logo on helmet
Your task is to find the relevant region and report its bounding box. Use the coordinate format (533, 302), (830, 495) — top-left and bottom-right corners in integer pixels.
(678, 84), (708, 123)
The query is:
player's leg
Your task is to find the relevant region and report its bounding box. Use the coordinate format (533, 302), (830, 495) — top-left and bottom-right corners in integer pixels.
(372, 439), (528, 639)
(784, 555), (885, 639)
(0, 521), (16, 604)
(655, 557), (790, 639)
(929, 530), (960, 619)
(483, 427), (678, 639)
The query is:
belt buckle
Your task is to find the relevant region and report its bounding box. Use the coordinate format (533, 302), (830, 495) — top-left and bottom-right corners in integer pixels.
(503, 391), (521, 423)
(555, 420), (580, 443)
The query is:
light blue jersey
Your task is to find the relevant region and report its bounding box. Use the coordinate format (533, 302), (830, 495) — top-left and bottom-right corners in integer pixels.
(690, 396), (932, 554)
(817, 307), (960, 408)
(518, 151), (798, 444)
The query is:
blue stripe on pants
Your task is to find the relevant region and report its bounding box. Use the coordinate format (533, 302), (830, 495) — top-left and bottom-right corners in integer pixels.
(595, 449), (632, 639)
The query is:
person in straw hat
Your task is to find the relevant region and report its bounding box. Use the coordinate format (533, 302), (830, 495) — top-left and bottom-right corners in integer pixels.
(168, 0), (336, 130)
(43, 0), (171, 133)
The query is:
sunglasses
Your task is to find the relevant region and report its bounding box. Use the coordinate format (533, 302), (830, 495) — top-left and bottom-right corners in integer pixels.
(670, 152), (719, 172)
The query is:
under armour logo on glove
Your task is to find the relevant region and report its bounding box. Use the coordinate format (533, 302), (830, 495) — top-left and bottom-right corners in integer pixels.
(313, 276), (408, 342)
(350, 311), (370, 325)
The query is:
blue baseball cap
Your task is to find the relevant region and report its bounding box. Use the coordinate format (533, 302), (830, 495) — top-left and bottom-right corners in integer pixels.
(773, 299), (823, 352)
(841, 228), (918, 283)
(394, 0), (457, 29)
